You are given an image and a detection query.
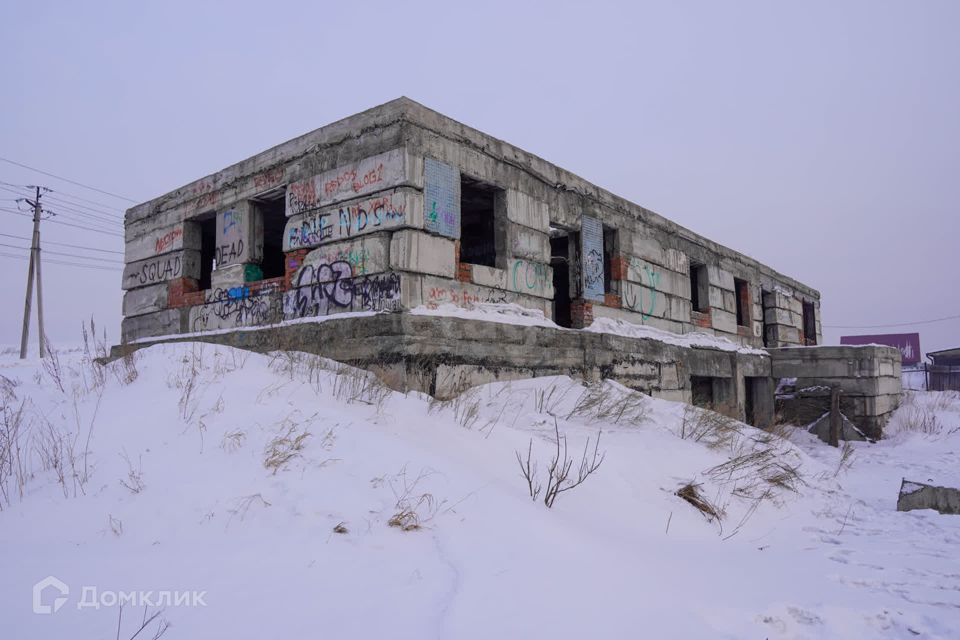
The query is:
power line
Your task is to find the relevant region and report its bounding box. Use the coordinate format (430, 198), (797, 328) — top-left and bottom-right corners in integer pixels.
(0, 232), (121, 254)
(0, 156), (138, 203)
(0, 251), (119, 272)
(44, 205), (122, 228)
(0, 242), (122, 264)
(0, 208), (123, 237)
(43, 193), (124, 219)
(824, 314), (960, 329)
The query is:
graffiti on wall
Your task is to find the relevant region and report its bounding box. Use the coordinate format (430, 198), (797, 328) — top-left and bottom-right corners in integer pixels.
(155, 227), (184, 255)
(423, 158), (460, 238)
(284, 261), (402, 319)
(285, 149), (407, 216)
(123, 253), (193, 290)
(189, 284), (281, 332)
(426, 284), (512, 308)
(511, 260), (552, 298)
(215, 208), (246, 267)
(621, 261), (662, 322)
(581, 215), (604, 302)
(284, 193), (406, 251)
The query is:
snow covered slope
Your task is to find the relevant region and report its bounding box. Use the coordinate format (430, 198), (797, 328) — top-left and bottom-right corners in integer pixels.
(1, 343), (958, 639)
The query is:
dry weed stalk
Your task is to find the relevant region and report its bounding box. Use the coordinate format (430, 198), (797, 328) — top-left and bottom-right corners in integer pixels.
(263, 424), (311, 474)
(676, 482), (723, 522)
(388, 466), (443, 531)
(517, 418), (606, 508)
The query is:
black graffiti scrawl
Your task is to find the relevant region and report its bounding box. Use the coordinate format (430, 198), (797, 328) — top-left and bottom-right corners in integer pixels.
(285, 261), (402, 319)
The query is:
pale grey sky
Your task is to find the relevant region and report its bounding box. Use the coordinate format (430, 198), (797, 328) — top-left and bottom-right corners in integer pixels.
(1, 0), (957, 353)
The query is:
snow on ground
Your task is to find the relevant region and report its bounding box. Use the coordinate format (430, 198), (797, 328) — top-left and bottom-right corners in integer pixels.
(0, 343), (958, 639)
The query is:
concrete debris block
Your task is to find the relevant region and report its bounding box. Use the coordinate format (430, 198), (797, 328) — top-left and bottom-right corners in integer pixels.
(897, 479), (960, 515)
(807, 411), (869, 443)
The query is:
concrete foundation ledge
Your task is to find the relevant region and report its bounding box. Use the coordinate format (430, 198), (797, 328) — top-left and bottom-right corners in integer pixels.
(108, 312), (775, 425)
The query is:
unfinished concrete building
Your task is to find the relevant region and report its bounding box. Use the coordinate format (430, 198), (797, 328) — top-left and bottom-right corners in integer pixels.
(120, 98), (900, 436)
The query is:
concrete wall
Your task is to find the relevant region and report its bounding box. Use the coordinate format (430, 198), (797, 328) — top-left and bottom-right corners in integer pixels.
(112, 314), (775, 428)
(769, 345), (902, 438)
(121, 97), (822, 350)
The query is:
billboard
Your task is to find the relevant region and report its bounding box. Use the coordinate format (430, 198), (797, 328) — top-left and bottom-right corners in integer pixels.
(840, 333), (921, 365)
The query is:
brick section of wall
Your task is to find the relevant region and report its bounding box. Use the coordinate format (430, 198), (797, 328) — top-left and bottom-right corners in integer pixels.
(284, 249), (310, 289)
(167, 277), (199, 309)
(570, 299), (594, 329)
(691, 310), (712, 329)
(609, 254), (628, 281)
(603, 292), (622, 308)
(456, 262), (472, 283)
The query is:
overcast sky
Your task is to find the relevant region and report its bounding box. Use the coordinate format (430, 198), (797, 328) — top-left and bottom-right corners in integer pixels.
(1, 0), (957, 354)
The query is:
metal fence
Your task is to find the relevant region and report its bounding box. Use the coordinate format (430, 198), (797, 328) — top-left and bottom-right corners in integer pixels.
(902, 364), (960, 392)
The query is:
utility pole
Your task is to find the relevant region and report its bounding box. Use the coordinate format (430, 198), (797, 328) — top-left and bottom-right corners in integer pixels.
(19, 186), (47, 359)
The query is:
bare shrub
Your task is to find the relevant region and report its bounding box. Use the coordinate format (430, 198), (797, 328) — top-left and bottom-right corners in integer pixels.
(41, 339), (66, 394)
(108, 514), (123, 536)
(227, 493), (271, 528)
(169, 345), (205, 422)
(119, 450), (145, 494)
(517, 418), (605, 508)
(115, 605), (171, 640)
(0, 398), (29, 508)
(263, 424), (311, 474)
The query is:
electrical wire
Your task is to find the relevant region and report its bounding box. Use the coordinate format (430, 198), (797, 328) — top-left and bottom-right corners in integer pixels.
(0, 251), (119, 272)
(0, 242), (123, 264)
(0, 232), (121, 254)
(0, 208), (123, 237)
(0, 156), (137, 203)
(823, 314), (960, 329)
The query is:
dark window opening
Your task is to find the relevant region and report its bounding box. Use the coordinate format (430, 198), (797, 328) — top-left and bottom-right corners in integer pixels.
(460, 176), (502, 268)
(254, 190), (287, 280)
(691, 376), (715, 409)
(197, 216), (217, 290)
(602, 226), (617, 293)
(690, 263), (708, 312)
(802, 301), (817, 345)
(734, 278), (750, 327)
(550, 231), (571, 327)
(744, 377), (757, 426)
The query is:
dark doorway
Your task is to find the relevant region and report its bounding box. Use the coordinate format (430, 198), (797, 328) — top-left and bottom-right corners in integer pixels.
(802, 301), (817, 345)
(550, 233), (571, 328)
(690, 376), (715, 409)
(744, 377), (757, 426)
(197, 215), (217, 290)
(254, 190), (287, 279)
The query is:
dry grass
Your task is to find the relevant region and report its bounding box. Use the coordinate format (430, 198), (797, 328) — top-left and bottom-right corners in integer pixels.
(263, 424), (311, 474)
(387, 466), (443, 531)
(676, 482), (723, 522)
(566, 382), (650, 428)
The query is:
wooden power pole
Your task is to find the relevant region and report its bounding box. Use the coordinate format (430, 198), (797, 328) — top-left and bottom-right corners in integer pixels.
(19, 186), (47, 359)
